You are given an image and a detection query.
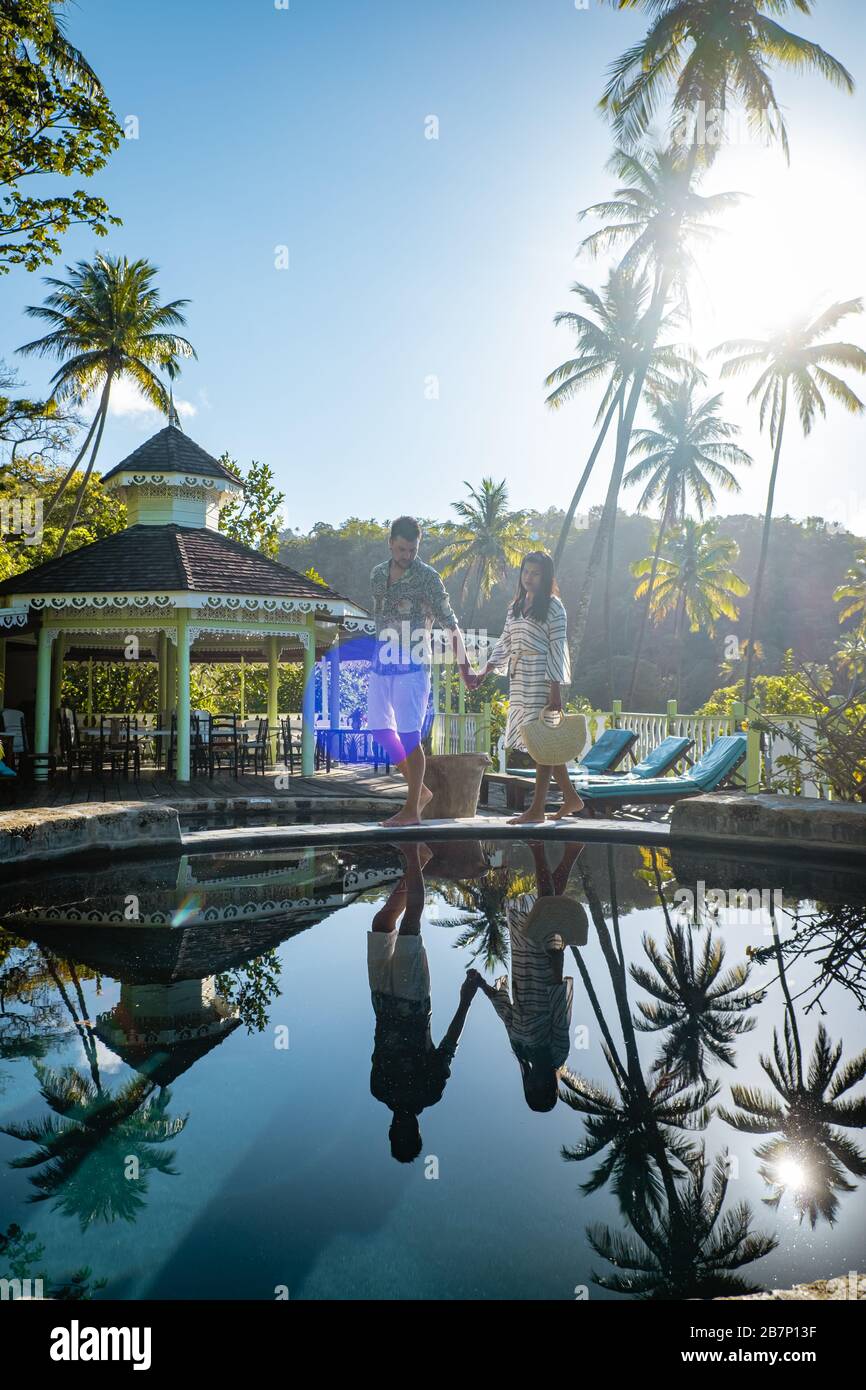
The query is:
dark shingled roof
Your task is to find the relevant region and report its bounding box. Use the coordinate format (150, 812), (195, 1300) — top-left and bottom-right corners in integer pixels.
(100, 424), (243, 485)
(0, 524), (363, 609)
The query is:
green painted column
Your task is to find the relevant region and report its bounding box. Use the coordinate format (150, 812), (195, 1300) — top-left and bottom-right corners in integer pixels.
(49, 632), (66, 751)
(0, 636), (6, 707)
(176, 612), (191, 782)
(166, 636), (177, 715)
(301, 616), (315, 776)
(457, 664), (466, 752)
(87, 656), (94, 724)
(157, 631), (167, 713)
(34, 626), (54, 779)
(431, 656), (441, 756)
(267, 636), (280, 763)
(239, 655), (246, 721)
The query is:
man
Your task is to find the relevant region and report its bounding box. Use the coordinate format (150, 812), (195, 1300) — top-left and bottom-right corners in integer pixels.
(368, 515), (472, 826)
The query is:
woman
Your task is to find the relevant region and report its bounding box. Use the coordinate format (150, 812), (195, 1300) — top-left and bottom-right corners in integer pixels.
(470, 551), (584, 823)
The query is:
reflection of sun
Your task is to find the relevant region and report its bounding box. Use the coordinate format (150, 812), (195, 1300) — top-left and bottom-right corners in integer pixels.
(689, 140), (865, 346)
(775, 1157), (808, 1192)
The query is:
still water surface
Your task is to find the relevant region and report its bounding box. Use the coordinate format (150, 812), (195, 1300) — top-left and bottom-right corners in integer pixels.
(0, 837), (863, 1300)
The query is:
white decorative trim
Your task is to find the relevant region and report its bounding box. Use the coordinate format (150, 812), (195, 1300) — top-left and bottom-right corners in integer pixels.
(200, 595), (316, 616)
(343, 618), (377, 635)
(0, 610), (28, 630)
(51, 623), (180, 646)
(31, 594), (173, 612)
(187, 624), (310, 648)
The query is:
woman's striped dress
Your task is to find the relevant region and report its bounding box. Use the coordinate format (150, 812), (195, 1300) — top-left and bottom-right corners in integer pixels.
(487, 594), (571, 751)
(486, 896), (573, 1067)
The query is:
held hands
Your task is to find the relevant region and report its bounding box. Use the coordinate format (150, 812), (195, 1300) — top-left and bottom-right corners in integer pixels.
(460, 662), (486, 691)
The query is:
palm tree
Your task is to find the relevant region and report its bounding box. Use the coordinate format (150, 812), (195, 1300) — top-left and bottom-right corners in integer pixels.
(566, 147), (740, 674)
(432, 478), (532, 625)
(18, 254), (196, 553)
(624, 382), (751, 704)
(716, 300), (866, 700)
(599, 0), (854, 163)
(632, 518), (749, 702)
(630, 923), (764, 1085)
(545, 267), (698, 568)
(720, 1017), (866, 1227)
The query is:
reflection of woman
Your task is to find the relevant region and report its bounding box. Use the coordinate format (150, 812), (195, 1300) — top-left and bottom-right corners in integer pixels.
(473, 841), (584, 1112)
(470, 551), (584, 824)
(368, 842), (479, 1162)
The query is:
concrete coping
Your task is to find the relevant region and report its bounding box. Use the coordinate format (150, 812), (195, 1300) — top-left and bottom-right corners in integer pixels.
(671, 792), (866, 857)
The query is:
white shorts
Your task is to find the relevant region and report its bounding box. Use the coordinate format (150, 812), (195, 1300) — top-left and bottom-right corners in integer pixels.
(367, 668), (431, 734)
(367, 931), (431, 1003)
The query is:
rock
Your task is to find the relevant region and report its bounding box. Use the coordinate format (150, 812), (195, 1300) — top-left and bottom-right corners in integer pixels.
(715, 1274), (866, 1301)
(421, 753), (490, 820)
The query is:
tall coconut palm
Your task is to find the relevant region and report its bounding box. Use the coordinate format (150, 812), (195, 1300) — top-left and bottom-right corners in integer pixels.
(432, 478), (532, 625)
(599, 0), (854, 163)
(624, 383), (751, 704)
(17, 254), (196, 553)
(545, 267), (698, 569)
(632, 518), (749, 702)
(715, 299), (866, 700)
(566, 148), (740, 673)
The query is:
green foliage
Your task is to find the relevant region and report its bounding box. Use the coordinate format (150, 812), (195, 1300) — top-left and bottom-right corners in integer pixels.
(697, 673), (821, 717)
(190, 662), (304, 716)
(0, 455), (125, 579)
(0, 0), (122, 274)
(218, 457), (285, 559)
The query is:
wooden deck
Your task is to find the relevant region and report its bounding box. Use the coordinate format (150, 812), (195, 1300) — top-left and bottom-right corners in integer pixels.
(3, 763), (406, 811)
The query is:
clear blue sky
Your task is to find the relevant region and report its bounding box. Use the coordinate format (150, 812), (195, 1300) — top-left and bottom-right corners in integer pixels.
(3, 0), (865, 534)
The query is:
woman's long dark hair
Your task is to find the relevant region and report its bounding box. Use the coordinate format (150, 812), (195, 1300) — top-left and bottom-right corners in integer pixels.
(511, 550), (559, 623)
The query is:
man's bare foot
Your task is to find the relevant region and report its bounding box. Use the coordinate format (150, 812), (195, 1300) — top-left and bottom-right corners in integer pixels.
(507, 807), (547, 825)
(549, 795), (585, 820)
(382, 785), (432, 826)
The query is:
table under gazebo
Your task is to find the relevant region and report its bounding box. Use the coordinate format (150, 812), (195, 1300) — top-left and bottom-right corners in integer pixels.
(0, 424), (374, 781)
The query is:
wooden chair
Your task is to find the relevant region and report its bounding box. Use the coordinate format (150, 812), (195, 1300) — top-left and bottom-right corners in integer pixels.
(58, 706), (95, 778)
(279, 717), (297, 776)
(208, 713), (239, 779)
(0, 708), (29, 771)
(240, 716), (270, 775)
(94, 715), (140, 779)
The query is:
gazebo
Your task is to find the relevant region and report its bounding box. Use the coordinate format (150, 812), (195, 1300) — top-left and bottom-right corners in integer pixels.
(0, 424), (373, 780)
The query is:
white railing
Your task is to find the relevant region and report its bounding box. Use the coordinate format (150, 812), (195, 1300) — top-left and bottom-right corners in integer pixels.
(430, 707), (492, 757)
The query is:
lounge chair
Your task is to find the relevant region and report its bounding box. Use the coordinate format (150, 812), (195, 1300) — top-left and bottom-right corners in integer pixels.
(575, 734), (693, 784)
(577, 733), (747, 817)
(509, 726), (638, 779)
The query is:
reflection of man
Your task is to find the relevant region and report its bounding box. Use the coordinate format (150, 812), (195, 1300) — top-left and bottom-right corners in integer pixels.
(368, 516), (472, 826)
(368, 843), (479, 1162)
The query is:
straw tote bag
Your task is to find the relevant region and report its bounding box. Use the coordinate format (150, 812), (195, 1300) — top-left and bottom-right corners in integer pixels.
(525, 896), (589, 949)
(522, 708), (587, 765)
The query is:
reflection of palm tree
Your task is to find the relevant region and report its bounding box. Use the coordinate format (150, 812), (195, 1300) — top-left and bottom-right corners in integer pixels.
(560, 1063), (715, 1221)
(630, 924), (764, 1084)
(439, 867), (512, 972)
(720, 1016), (866, 1227)
(561, 853), (716, 1224)
(587, 1148), (777, 1301)
(2, 1064), (186, 1229)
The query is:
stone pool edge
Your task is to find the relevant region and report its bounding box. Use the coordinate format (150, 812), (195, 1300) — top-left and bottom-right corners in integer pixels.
(1, 791), (864, 872)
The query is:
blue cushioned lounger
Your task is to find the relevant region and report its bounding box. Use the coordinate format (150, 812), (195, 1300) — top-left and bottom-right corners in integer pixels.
(577, 734), (747, 814)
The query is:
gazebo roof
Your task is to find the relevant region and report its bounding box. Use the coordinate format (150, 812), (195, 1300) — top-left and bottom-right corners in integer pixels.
(99, 423), (243, 485)
(0, 522), (357, 607)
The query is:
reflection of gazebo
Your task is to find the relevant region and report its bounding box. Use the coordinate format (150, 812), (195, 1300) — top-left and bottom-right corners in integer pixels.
(0, 424), (374, 779)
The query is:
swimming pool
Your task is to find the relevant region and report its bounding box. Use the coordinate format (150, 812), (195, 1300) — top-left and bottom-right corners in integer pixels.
(1, 837), (863, 1301)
